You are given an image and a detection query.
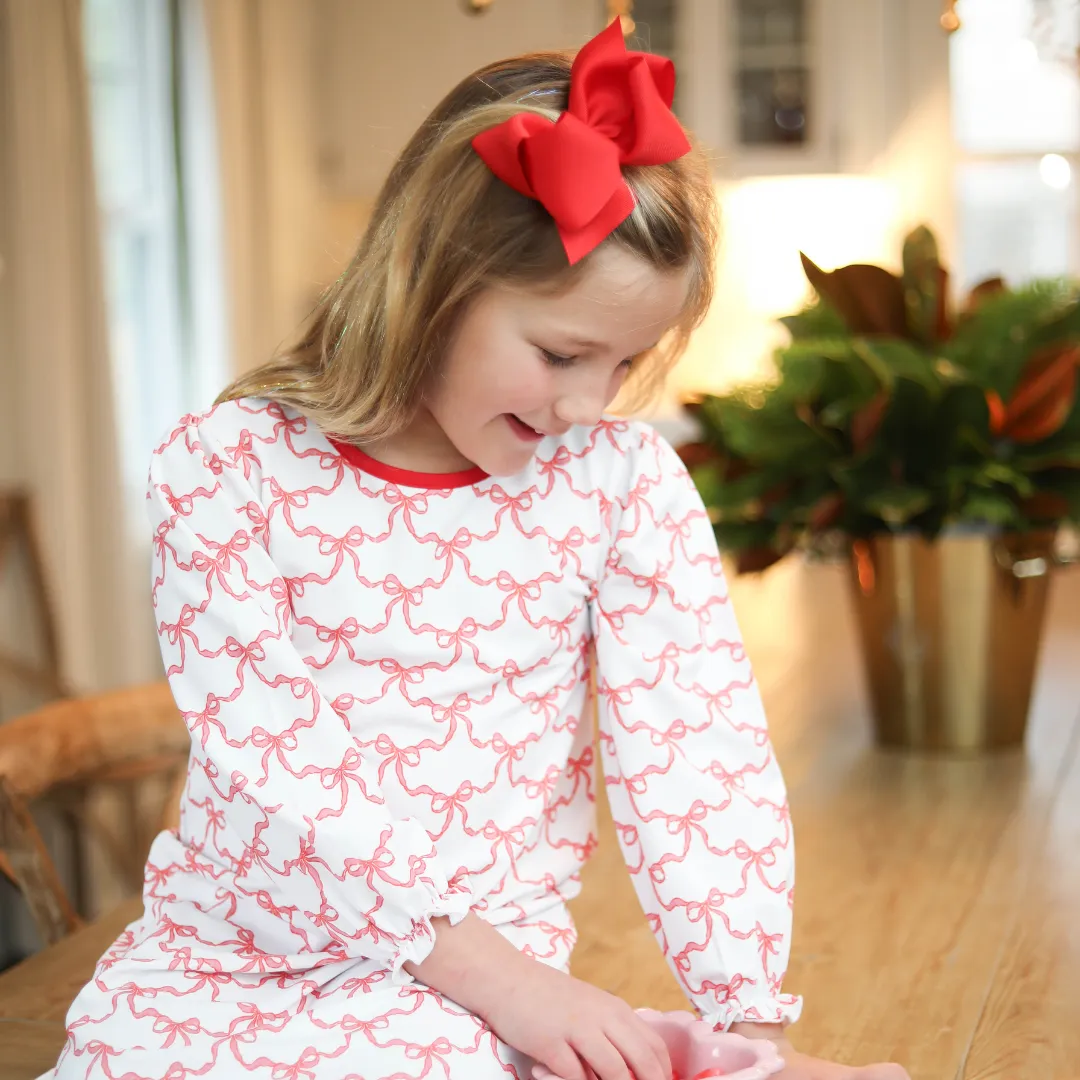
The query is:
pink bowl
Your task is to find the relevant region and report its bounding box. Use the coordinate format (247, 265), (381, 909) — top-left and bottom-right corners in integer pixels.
(530, 1009), (785, 1080)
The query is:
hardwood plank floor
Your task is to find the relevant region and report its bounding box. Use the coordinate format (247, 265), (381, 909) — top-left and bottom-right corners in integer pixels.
(960, 714), (1080, 1079)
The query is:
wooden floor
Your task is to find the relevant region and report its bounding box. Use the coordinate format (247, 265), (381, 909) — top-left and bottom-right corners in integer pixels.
(1, 557), (1079, 1079)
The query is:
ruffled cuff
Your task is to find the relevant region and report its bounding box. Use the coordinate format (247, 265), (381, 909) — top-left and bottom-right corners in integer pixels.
(387, 877), (475, 986)
(700, 993), (803, 1032)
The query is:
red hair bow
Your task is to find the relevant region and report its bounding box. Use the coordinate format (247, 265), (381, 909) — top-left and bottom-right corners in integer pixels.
(472, 20), (692, 265)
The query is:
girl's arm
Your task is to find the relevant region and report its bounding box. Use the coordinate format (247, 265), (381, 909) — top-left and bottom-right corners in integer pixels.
(591, 427), (802, 1033)
(149, 411), (472, 981)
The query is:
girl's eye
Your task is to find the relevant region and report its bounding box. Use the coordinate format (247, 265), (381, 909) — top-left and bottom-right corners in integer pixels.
(539, 348), (635, 371)
(540, 349), (575, 367)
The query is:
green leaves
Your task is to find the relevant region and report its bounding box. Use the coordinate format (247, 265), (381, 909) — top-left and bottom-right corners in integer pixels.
(862, 486), (933, 525)
(682, 225), (1080, 570)
(946, 279), (1079, 395)
(779, 300), (848, 341)
(852, 339), (941, 394)
(958, 492), (1024, 528)
(701, 392), (833, 464)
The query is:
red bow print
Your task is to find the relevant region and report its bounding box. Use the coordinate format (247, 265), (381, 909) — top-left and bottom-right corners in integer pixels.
(472, 20), (690, 263)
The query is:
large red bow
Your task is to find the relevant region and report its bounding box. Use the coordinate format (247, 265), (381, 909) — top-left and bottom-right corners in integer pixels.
(472, 20), (692, 264)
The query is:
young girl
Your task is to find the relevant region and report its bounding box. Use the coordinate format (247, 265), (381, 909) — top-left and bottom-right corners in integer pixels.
(54, 23), (909, 1080)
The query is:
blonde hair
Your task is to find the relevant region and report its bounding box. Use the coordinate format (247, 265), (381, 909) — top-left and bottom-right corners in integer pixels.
(217, 49), (718, 443)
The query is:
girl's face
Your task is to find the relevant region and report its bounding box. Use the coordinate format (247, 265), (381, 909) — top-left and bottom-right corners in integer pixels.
(421, 244), (691, 477)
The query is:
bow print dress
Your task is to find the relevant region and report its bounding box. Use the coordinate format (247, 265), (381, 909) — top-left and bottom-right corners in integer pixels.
(53, 398), (801, 1080)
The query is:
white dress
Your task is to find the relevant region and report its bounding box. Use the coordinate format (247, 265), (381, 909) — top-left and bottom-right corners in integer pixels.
(53, 398), (801, 1079)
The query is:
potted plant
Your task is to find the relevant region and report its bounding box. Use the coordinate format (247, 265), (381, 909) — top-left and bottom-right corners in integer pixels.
(681, 226), (1080, 751)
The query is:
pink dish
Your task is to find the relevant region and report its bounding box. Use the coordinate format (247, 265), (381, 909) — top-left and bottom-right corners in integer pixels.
(530, 1009), (785, 1080)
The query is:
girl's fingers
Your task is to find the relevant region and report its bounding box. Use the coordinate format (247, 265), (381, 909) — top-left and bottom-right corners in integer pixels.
(643, 1026), (673, 1079)
(573, 1033), (633, 1080)
(610, 1021), (672, 1080)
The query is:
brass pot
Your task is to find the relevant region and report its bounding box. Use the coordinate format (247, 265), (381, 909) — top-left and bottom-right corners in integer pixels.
(847, 531), (1059, 752)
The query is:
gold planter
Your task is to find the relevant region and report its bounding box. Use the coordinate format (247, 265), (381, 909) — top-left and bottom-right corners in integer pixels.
(847, 531), (1058, 752)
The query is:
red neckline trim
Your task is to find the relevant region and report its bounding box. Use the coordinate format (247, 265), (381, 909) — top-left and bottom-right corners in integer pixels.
(329, 439), (488, 490)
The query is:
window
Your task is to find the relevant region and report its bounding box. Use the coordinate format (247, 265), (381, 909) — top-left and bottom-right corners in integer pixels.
(950, 0), (1079, 288)
(731, 0), (809, 147)
(83, 0), (226, 516)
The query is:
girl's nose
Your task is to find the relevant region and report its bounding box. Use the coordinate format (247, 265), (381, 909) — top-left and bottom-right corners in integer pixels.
(553, 389), (607, 428)
(553, 366), (617, 428)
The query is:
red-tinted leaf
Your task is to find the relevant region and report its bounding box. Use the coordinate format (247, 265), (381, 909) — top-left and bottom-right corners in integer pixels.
(675, 441), (721, 469)
(761, 481), (792, 508)
(1021, 492), (1071, 519)
(720, 456), (754, 482)
(986, 390), (1007, 437)
(851, 392), (889, 453)
(962, 276), (1007, 316)
(1008, 385), (1076, 442)
(800, 254), (908, 337)
(851, 539), (876, 594)
(735, 547), (788, 575)
(809, 491), (845, 530)
(1001, 344), (1080, 444)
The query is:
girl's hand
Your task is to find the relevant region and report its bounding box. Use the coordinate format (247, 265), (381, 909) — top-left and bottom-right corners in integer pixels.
(478, 953), (673, 1080)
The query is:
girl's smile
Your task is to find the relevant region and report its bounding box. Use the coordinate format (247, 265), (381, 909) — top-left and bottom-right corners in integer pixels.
(506, 414), (547, 442)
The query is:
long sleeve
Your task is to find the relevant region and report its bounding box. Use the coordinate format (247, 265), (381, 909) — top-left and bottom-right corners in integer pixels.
(148, 413), (473, 980)
(591, 427), (802, 1030)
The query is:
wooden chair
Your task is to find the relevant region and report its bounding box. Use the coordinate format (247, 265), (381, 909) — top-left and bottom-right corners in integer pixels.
(0, 682), (189, 947)
(0, 491), (67, 704)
